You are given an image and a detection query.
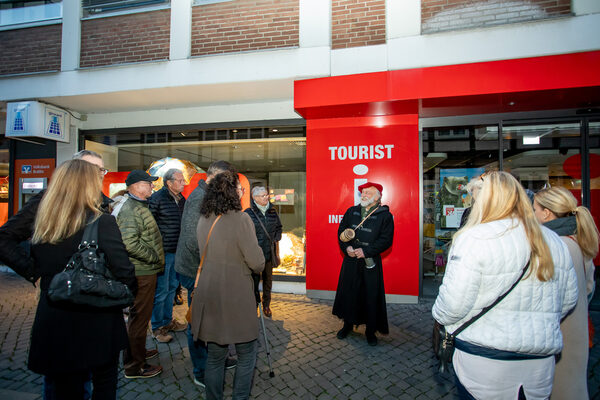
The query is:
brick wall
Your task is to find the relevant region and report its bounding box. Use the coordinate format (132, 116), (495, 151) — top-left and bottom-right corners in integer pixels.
(191, 0), (299, 57)
(422, 0), (571, 33)
(0, 25), (61, 76)
(332, 0), (385, 50)
(80, 9), (170, 68)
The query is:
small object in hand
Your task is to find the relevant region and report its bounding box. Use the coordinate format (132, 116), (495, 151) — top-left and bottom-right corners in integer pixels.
(174, 284), (184, 305)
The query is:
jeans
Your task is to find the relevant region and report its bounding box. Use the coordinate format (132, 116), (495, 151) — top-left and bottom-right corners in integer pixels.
(206, 340), (257, 400)
(151, 252), (179, 331)
(178, 273), (208, 379)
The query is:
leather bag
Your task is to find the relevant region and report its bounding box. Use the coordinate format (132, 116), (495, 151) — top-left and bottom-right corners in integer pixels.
(433, 259), (530, 373)
(186, 215), (221, 324)
(47, 217), (134, 308)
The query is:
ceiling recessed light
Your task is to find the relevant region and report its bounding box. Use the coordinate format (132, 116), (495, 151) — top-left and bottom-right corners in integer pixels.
(232, 129), (238, 133)
(272, 129), (278, 132)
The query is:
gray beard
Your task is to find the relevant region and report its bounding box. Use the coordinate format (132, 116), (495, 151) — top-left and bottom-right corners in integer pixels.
(360, 197), (377, 207)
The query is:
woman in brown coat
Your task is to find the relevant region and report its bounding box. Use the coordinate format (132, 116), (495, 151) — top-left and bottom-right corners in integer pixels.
(190, 171), (265, 400)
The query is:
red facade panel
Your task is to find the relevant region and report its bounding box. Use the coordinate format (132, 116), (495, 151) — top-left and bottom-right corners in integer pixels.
(0, 25), (61, 76)
(332, 0), (386, 50)
(80, 10), (170, 68)
(191, 0), (299, 57)
(422, 0), (571, 33)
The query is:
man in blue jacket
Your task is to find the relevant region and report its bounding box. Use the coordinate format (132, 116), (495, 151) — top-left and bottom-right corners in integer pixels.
(149, 168), (187, 343)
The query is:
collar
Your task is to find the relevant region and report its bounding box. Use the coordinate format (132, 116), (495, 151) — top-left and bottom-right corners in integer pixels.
(254, 200), (269, 215)
(128, 192), (147, 203)
(544, 216), (577, 236)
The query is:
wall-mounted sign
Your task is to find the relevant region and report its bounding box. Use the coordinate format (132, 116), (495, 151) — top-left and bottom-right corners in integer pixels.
(6, 101), (70, 143)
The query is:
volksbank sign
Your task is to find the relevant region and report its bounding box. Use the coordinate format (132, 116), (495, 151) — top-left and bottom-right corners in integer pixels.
(6, 101), (70, 143)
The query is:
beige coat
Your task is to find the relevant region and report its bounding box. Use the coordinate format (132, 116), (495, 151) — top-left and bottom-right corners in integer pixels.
(191, 211), (265, 345)
(551, 236), (589, 400)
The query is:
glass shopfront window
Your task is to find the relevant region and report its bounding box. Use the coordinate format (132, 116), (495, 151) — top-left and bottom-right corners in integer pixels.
(422, 125), (499, 278)
(421, 117), (600, 288)
(81, 125), (306, 277)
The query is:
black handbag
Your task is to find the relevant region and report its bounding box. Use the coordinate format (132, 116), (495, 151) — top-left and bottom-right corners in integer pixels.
(433, 259), (530, 373)
(47, 217), (134, 308)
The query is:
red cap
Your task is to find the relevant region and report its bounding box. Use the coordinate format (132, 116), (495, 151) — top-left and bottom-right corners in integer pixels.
(358, 182), (383, 193)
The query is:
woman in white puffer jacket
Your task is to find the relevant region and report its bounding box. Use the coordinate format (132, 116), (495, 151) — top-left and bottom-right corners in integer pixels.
(432, 171), (578, 400)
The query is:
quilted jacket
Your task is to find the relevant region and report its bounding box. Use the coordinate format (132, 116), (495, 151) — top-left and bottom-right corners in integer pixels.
(432, 218), (578, 355)
(149, 186), (186, 253)
(115, 195), (164, 276)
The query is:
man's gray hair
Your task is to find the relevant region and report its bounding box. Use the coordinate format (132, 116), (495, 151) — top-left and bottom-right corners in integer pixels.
(72, 150), (102, 160)
(164, 168), (182, 182)
(207, 160), (236, 177)
(374, 188), (381, 200)
(251, 186), (268, 197)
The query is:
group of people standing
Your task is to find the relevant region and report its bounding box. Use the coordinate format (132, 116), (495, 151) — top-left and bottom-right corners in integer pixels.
(432, 171), (597, 399)
(0, 152), (282, 400)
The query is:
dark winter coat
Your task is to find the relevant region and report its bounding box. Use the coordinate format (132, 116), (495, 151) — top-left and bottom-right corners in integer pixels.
(149, 186), (186, 253)
(174, 180), (207, 279)
(28, 214), (136, 375)
(244, 201), (282, 262)
(0, 191), (113, 284)
(332, 204), (394, 334)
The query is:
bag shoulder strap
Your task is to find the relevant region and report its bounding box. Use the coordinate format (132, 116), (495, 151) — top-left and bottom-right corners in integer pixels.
(193, 214), (222, 289)
(354, 205), (380, 232)
(80, 216), (100, 248)
(250, 208), (273, 243)
(452, 259), (530, 337)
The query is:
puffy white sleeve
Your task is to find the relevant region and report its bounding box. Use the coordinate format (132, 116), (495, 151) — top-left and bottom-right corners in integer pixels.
(432, 232), (482, 326)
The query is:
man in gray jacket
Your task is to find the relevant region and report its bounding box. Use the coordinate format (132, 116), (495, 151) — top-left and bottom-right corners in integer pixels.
(174, 160), (236, 388)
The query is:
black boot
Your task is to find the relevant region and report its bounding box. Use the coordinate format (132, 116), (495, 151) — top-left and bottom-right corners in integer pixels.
(336, 321), (353, 339)
(366, 329), (377, 346)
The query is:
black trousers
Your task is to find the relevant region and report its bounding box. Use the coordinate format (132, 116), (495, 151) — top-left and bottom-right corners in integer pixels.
(45, 356), (119, 400)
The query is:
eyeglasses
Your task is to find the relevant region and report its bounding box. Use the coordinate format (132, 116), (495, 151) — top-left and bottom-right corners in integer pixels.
(170, 178), (186, 184)
(98, 167), (108, 176)
(258, 194), (269, 198)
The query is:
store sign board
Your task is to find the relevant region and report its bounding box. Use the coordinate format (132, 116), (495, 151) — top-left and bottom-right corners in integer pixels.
(5, 101), (70, 143)
(305, 117), (420, 297)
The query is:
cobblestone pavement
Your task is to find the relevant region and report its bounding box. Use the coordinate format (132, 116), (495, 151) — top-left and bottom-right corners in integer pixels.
(1, 271), (599, 399)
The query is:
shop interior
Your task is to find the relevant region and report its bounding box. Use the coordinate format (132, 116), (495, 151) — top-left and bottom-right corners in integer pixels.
(82, 124), (307, 278)
(422, 118), (600, 295)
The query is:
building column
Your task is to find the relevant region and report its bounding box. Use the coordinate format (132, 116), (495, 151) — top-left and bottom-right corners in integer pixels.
(386, 0), (420, 40)
(61, 0), (81, 71)
(572, 0), (600, 16)
(299, 0), (331, 48)
(170, 0), (192, 60)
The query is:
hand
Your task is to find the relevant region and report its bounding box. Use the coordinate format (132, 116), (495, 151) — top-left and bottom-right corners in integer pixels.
(354, 248), (365, 259)
(346, 246), (356, 257)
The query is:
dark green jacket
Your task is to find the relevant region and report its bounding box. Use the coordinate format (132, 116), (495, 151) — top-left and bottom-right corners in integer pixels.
(116, 195), (164, 276)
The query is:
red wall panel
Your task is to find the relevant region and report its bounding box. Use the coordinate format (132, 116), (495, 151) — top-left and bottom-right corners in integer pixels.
(305, 115), (420, 297)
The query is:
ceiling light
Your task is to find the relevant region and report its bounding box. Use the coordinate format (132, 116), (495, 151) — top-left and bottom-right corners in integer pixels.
(272, 129), (278, 132)
(232, 129), (238, 133)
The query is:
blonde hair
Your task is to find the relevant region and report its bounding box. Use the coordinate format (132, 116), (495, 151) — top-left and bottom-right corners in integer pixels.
(534, 186), (599, 260)
(458, 171), (554, 281)
(32, 159), (102, 244)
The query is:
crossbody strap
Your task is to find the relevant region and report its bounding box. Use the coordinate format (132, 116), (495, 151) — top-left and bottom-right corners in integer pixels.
(452, 259), (530, 337)
(354, 205), (380, 232)
(250, 209), (274, 243)
(193, 215), (222, 289)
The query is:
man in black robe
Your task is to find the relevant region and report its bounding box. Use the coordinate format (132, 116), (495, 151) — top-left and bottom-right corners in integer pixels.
(333, 182), (394, 346)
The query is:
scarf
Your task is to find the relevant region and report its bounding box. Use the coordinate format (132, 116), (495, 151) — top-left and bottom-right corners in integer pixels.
(543, 216), (577, 236)
(255, 202), (269, 215)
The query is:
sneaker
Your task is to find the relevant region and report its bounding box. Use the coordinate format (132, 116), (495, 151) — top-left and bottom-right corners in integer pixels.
(145, 349), (158, 360)
(165, 319), (187, 332)
(152, 327), (173, 343)
(225, 357), (237, 370)
(124, 364), (163, 379)
(336, 323), (352, 340)
(193, 375), (205, 388)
